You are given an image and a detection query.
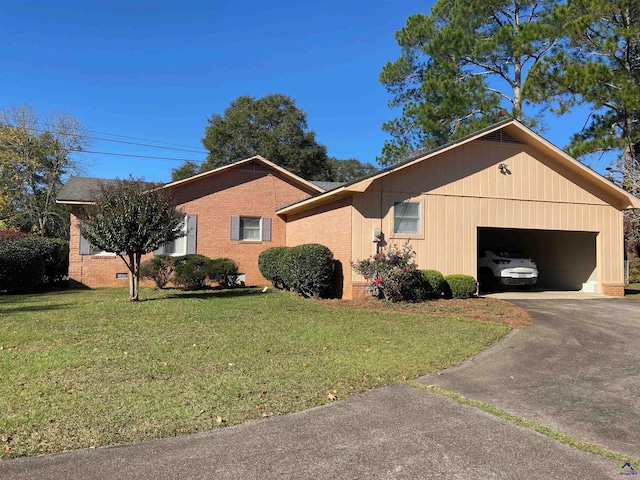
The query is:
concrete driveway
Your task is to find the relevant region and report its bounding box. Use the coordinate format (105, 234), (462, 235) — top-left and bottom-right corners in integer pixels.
(420, 298), (640, 458)
(0, 385), (621, 480)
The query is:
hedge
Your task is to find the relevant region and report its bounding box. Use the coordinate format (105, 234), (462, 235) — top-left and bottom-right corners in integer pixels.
(421, 270), (446, 299)
(209, 257), (242, 287)
(258, 247), (289, 289)
(0, 244), (46, 292)
(173, 254), (215, 290)
(444, 274), (477, 299)
(0, 234), (69, 292)
(258, 244), (335, 298)
(140, 255), (175, 289)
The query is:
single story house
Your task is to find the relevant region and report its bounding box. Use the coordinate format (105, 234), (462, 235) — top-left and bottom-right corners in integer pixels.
(58, 120), (640, 297)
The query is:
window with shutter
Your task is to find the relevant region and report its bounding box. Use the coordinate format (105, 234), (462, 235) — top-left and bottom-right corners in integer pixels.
(231, 216), (272, 242)
(153, 214), (197, 256)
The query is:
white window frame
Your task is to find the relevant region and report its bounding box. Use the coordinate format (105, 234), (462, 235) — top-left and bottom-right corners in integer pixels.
(240, 216), (262, 241)
(162, 218), (188, 256)
(393, 201), (421, 235)
(90, 246), (116, 256)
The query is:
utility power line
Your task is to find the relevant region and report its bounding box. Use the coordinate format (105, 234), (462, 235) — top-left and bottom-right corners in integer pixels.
(29, 126), (209, 154)
(81, 150), (207, 163)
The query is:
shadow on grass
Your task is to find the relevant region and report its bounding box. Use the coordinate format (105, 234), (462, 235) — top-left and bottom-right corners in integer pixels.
(0, 286), (84, 301)
(624, 284), (640, 297)
(144, 287), (271, 302)
(0, 303), (75, 313)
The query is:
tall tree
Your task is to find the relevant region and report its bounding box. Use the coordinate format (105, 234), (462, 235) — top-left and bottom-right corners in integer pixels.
(191, 94), (334, 181)
(0, 105), (88, 237)
(380, 0), (558, 165)
(80, 178), (185, 301)
(526, 0), (640, 255)
(170, 160), (199, 182)
(328, 158), (378, 182)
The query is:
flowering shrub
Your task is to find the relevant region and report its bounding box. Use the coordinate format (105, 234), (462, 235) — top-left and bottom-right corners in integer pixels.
(351, 241), (418, 302)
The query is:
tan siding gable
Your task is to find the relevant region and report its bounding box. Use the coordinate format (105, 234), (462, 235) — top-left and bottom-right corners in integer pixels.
(381, 140), (616, 207)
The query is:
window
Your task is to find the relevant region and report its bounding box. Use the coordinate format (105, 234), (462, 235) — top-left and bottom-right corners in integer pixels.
(230, 216), (271, 242)
(240, 217), (261, 241)
(393, 201), (420, 235)
(153, 214), (197, 256)
(79, 234), (114, 256)
(162, 221), (187, 255)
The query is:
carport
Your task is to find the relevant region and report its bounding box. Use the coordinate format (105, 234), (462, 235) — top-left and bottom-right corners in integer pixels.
(478, 227), (597, 291)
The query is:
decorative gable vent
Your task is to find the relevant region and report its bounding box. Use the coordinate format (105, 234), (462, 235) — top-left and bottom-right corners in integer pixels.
(481, 130), (522, 144)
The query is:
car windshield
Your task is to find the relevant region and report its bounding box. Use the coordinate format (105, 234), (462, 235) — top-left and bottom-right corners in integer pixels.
(490, 248), (528, 259)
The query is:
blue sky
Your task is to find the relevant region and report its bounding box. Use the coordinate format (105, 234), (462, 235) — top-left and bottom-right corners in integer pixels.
(1, 0), (595, 183)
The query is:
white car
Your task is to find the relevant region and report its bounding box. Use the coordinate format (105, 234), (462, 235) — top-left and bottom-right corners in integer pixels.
(478, 248), (538, 290)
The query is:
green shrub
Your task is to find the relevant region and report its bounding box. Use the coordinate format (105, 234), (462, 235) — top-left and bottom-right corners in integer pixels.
(140, 255), (175, 288)
(281, 244), (335, 298)
(209, 257), (242, 287)
(421, 270), (446, 299)
(400, 269), (430, 302)
(0, 244), (46, 292)
(444, 274), (477, 299)
(629, 257), (640, 284)
(351, 242), (418, 302)
(12, 237), (69, 285)
(258, 247), (289, 289)
(0, 235), (68, 291)
(173, 254), (214, 290)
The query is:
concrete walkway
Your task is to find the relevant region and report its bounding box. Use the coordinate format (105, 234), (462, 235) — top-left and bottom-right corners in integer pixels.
(484, 290), (614, 300)
(0, 384), (621, 480)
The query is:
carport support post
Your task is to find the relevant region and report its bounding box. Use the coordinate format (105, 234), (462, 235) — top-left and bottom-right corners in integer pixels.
(596, 232), (603, 294)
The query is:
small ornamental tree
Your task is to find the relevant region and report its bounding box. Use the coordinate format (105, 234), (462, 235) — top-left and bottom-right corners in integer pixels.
(80, 178), (185, 301)
(352, 241), (418, 302)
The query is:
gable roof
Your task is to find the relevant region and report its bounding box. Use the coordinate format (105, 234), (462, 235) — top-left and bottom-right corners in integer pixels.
(57, 177), (161, 204)
(277, 119), (640, 215)
(58, 155), (325, 205)
(160, 155), (324, 194)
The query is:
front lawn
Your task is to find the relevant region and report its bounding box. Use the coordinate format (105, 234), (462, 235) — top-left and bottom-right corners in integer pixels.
(0, 288), (511, 459)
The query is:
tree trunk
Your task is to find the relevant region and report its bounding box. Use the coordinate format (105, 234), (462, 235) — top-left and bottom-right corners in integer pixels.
(128, 252), (138, 301)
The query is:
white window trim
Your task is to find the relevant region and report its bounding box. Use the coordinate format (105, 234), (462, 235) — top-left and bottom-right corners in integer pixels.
(240, 216), (262, 242)
(162, 218), (188, 256)
(91, 249), (116, 256)
(392, 201), (422, 236)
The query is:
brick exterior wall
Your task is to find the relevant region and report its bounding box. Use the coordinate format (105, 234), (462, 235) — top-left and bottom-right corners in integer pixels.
(284, 197), (354, 298)
(601, 283), (625, 297)
(68, 163), (317, 288)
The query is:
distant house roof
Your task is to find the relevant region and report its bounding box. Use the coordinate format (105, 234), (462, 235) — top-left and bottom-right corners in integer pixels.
(57, 177), (118, 204)
(311, 181), (346, 191)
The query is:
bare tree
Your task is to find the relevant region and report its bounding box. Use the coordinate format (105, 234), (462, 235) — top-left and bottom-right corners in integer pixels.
(0, 104), (88, 236)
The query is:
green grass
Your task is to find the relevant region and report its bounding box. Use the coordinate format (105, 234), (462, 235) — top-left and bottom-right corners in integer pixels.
(0, 287), (509, 459)
(625, 283), (640, 297)
(411, 382), (640, 468)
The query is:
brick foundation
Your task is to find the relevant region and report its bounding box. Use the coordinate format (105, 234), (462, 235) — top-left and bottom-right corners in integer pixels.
(349, 282), (370, 300)
(601, 283), (625, 297)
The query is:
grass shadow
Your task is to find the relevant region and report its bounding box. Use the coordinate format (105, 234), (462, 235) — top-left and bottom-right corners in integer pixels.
(0, 303), (75, 313)
(144, 287), (270, 302)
